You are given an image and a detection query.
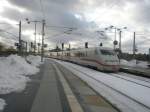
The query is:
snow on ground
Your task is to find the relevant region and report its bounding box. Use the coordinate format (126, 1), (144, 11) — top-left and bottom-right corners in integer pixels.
(0, 99), (6, 111)
(121, 59), (148, 68)
(117, 72), (150, 83)
(27, 55), (43, 67)
(54, 59), (150, 112)
(110, 73), (150, 88)
(0, 55), (42, 110)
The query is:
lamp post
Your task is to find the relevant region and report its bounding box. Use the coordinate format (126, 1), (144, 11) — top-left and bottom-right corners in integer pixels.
(18, 21), (22, 55)
(25, 18), (46, 62)
(104, 26), (127, 64)
(25, 18), (42, 54)
(117, 27), (127, 52)
(37, 33), (41, 54)
(104, 26), (118, 49)
(110, 26), (118, 49)
(41, 20), (45, 62)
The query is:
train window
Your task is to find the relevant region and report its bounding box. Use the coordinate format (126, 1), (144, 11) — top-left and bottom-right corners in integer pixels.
(100, 50), (115, 55)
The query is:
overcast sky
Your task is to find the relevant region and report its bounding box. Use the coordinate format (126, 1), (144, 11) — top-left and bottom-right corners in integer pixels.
(0, 0), (150, 53)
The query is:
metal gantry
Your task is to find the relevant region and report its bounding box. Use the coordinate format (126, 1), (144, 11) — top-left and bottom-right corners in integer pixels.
(105, 25), (127, 51)
(25, 18), (44, 54)
(25, 18), (46, 62)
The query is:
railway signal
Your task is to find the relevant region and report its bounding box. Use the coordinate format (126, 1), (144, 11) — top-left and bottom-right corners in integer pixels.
(15, 43), (19, 47)
(62, 43), (64, 50)
(69, 44), (71, 50)
(100, 43), (103, 47)
(113, 40), (118, 46)
(44, 44), (47, 48)
(85, 42), (88, 48)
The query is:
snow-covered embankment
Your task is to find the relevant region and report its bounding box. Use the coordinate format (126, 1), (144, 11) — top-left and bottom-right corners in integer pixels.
(0, 55), (42, 110)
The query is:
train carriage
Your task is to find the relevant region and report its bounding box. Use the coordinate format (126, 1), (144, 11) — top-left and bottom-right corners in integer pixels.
(50, 47), (120, 72)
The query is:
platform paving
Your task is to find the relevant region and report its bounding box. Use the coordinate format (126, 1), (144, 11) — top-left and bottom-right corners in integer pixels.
(30, 60), (68, 112)
(54, 60), (119, 112)
(1, 59), (121, 112)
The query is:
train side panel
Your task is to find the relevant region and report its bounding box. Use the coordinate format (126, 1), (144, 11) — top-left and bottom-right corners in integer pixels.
(49, 47), (120, 72)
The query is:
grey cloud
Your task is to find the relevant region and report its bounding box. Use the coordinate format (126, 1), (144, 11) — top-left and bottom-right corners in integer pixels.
(2, 8), (25, 20)
(1, 0), (149, 53)
(133, 2), (150, 26)
(8, 0), (38, 10)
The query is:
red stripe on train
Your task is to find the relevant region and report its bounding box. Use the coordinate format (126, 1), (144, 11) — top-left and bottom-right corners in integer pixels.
(81, 58), (119, 67)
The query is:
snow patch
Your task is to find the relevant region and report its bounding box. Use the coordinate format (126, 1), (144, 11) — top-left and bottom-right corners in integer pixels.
(27, 55), (43, 67)
(0, 55), (42, 111)
(0, 99), (6, 111)
(121, 59), (148, 68)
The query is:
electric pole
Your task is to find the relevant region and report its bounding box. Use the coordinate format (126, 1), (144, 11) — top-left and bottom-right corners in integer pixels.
(105, 26), (127, 50)
(41, 20), (45, 62)
(38, 33), (41, 54)
(114, 28), (117, 49)
(119, 30), (122, 51)
(133, 32), (136, 56)
(118, 30), (122, 64)
(25, 18), (42, 54)
(34, 22), (37, 54)
(38, 43), (40, 54)
(25, 42), (28, 55)
(18, 21), (22, 55)
(69, 44), (71, 50)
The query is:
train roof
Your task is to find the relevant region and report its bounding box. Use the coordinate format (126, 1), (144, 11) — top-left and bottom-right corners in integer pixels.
(50, 47), (114, 53)
(72, 47), (109, 50)
(70, 47), (114, 52)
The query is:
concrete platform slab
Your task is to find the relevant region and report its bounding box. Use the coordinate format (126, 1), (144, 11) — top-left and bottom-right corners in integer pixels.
(30, 61), (63, 112)
(54, 60), (119, 112)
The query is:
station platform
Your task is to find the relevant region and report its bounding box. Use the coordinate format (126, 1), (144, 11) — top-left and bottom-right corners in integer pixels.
(120, 65), (150, 78)
(30, 59), (119, 112)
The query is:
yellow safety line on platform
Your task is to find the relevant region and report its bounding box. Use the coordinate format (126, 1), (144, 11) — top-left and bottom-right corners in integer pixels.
(53, 63), (84, 112)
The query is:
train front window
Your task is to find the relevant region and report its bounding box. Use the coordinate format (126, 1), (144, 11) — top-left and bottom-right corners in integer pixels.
(100, 50), (115, 55)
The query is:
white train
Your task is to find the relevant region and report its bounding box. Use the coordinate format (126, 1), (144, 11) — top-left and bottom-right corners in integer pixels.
(50, 47), (120, 72)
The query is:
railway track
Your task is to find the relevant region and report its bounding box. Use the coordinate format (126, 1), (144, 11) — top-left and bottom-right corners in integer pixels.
(63, 63), (150, 111)
(70, 61), (150, 88)
(108, 73), (150, 88)
(55, 62), (120, 112)
(74, 61), (150, 88)
(117, 72), (150, 83)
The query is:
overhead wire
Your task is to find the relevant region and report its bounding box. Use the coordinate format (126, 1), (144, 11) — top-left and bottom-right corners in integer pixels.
(39, 0), (46, 19)
(45, 27), (76, 40)
(0, 33), (18, 45)
(45, 25), (77, 30)
(37, 1), (149, 52)
(0, 35), (18, 41)
(45, 32), (66, 39)
(0, 29), (18, 38)
(136, 36), (150, 45)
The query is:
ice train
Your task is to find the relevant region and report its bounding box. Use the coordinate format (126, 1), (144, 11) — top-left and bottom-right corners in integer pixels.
(50, 47), (120, 72)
